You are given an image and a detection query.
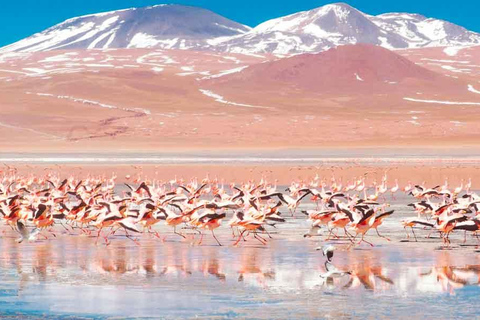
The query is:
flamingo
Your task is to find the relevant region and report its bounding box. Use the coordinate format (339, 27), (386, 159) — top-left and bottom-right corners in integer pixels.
(390, 179), (399, 199)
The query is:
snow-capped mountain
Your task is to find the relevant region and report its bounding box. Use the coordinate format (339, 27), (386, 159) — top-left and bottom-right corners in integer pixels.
(215, 3), (409, 55)
(216, 3), (480, 55)
(370, 12), (480, 47)
(1, 3), (479, 55)
(0, 5), (251, 52)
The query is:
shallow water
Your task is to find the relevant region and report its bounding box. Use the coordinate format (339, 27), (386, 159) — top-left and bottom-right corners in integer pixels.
(1, 235), (480, 318)
(1, 194), (480, 319)
(2, 150), (480, 165)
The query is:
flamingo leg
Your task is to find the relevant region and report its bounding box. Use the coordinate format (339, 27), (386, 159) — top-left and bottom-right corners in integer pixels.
(234, 230), (246, 246)
(357, 233), (373, 247)
(254, 234), (267, 245)
(95, 227), (103, 245)
(475, 232), (480, 243)
(60, 222), (72, 234)
(124, 228), (140, 245)
(109, 226), (120, 237)
(411, 227), (418, 242)
(197, 232), (204, 245)
(174, 226), (186, 239)
(404, 227), (410, 239)
(255, 231), (267, 242)
(376, 228), (390, 241)
(347, 233), (357, 249)
(211, 230), (222, 246)
(147, 227), (161, 239)
(326, 227), (333, 240)
(360, 234), (374, 247)
(344, 228), (354, 239)
(328, 227), (339, 240)
(349, 233), (357, 243)
(103, 227), (117, 244)
(425, 229), (434, 238)
(263, 227), (273, 239)
(442, 233), (450, 246)
(126, 234), (140, 245)
(242, 231), (249, 241)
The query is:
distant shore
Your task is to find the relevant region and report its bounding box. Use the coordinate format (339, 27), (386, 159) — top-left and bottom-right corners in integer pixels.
(4, 162), (480, 189)
(2, 146), (480, 164)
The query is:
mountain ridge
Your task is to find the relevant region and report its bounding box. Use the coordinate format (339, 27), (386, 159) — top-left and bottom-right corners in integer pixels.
(1, 3), (479, 55)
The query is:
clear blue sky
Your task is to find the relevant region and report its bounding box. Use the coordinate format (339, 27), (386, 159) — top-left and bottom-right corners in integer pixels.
(1, 0), (479, 47)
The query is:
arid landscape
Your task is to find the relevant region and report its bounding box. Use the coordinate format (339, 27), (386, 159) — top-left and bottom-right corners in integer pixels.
(1, 43), (480, 152)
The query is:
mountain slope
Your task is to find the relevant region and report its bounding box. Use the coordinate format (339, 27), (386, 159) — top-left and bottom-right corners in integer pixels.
(370, 12), (480, 47)
(0, 5), (251, 52)
(1, 3), (479, 55)
(206, 44), (456, 93)
(216, 3), (480, 55)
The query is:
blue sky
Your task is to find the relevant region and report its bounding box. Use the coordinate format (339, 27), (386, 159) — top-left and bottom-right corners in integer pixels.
(1, 0), (478, 47)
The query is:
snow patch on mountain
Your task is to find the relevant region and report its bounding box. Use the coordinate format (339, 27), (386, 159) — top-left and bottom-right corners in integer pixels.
(468, 84), (480, 94)
(218, 3), (480, 55)
(404, 97), (480, 105)
(0, 5), (250, 53)
(1, 3), (479, 56)
(199, 89), (267, 109)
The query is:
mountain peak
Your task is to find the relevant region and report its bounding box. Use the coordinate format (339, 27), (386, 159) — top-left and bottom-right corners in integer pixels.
(1, 3), (479, 55)
(321, 2), (357, 10)
(311, 2), (362, 20)
(218, 3), (480, 55)
(0, 4), (251, 52)
(207, 43), (443, 94)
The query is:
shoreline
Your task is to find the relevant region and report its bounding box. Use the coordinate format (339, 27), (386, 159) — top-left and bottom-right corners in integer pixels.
(3, 147), (480, 164)
(3, 149), (480, 186)
(5, 162), (480, 187)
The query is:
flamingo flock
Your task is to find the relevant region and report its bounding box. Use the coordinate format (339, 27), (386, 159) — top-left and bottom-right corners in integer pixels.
(0, 169), (476, 247)
(403, 179), (480, 244)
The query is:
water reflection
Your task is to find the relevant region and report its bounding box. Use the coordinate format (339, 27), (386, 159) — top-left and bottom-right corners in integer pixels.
(319, 261), (480, 295)
(1, 236), (479, 297)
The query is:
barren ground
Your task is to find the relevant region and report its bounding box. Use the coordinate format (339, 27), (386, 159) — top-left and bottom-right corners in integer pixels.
(0, 46), (479, 152)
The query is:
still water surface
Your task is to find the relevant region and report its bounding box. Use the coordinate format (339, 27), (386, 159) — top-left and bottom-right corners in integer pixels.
(0, 230), (479, 319)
